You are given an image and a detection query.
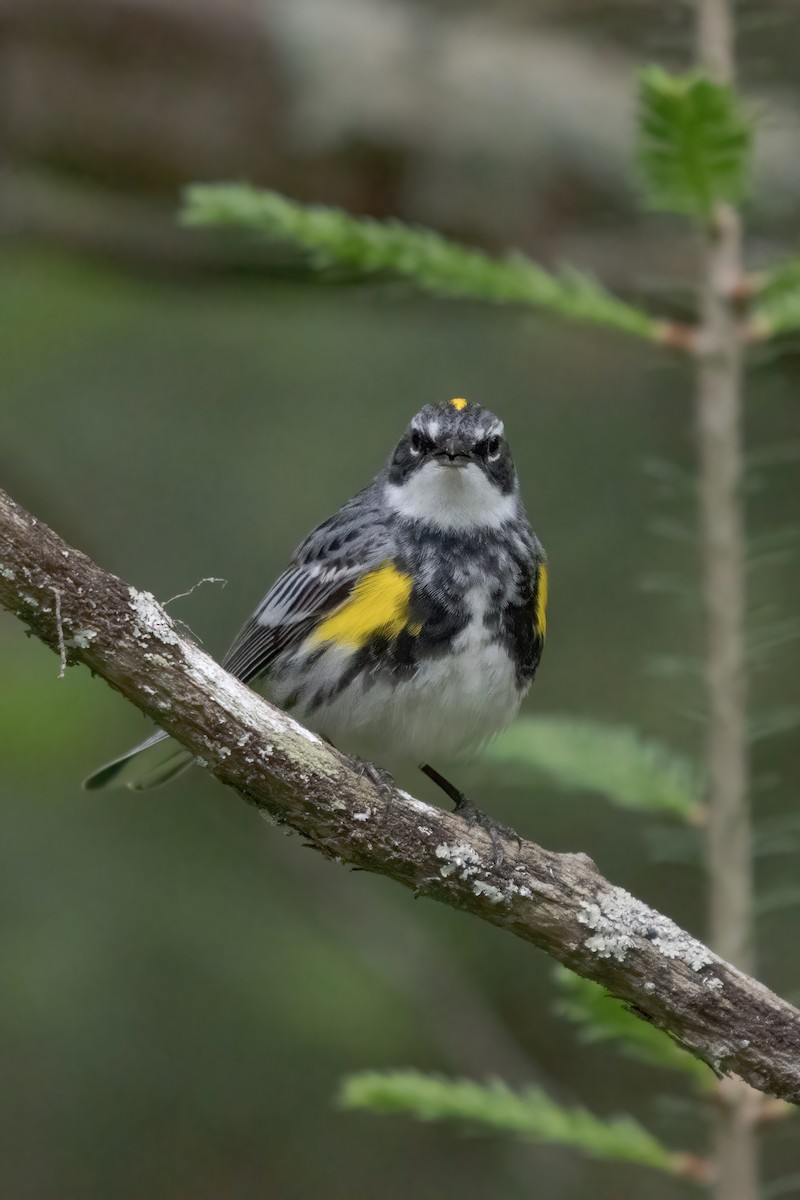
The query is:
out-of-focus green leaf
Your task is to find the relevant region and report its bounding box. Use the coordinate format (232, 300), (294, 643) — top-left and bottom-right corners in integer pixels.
(482, 717), (702, 821)
(181, 184), (661, 341)
(753, 259), (800, 337)
(637, 67), (752, 216)
(339, 1070), (681, 1173)
(554, 968), (713, 1086)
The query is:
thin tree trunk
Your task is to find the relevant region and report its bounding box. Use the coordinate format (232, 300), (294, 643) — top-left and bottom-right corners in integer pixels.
(694, 2), (758, 1197)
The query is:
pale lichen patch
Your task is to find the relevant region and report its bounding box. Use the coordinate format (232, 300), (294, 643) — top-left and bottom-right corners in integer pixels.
(579, 886), (718, 972)
(472, 880), (504, 903)
(399, 790), (438, 815)
(435, 842), (482, 880)
(0, 565), (16, 580)
(67, 628), (96, 649)
(144, 652), (172, 668)
(128, 587), (180, 646)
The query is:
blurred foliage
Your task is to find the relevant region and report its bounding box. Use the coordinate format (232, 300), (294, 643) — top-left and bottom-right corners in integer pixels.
(636, 68), (753, 217)
(483, 717), (702, 821)
(339, 1072), (680, 1173)
(554, 968), (713, 1086)
(753, 259), (800, 338)
(182, 185), (659, 341)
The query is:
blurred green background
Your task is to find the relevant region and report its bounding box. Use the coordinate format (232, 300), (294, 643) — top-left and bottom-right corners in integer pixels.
(1, 3), (799, 1198)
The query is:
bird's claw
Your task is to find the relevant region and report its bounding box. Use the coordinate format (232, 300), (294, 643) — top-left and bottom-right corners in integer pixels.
(351, 756), (397, 796)
(452, 793), (521, 867)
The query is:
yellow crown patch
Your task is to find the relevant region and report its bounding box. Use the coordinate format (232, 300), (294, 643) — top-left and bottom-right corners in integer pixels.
(450, 397), (468, 411)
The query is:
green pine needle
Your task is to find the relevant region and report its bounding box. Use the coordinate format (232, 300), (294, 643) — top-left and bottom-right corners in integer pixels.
(181, 184), (659, 341)
(338, 1071), (679, 1173)
(555, 968), (713, 1086)
(636, 67), (752, 217)
(481, 717), (702, 821)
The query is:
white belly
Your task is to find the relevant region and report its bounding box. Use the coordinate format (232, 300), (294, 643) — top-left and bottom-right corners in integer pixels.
(301, 643), (520, 763)
(281, 584), (524, 763)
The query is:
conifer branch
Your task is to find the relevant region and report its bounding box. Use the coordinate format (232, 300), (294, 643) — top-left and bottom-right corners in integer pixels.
(338, 1071), (699, 1177)
(636, 67), (752, 218)
(181, 184), (662, 342)
(2, 483), (800, 1105)
(748, 259), (800, 340)
(484, 718), (702, 822)
(554, 967), (713, 1085)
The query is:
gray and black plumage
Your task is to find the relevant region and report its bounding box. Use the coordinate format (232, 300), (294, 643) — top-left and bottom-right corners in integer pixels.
(85, 398), (547, 795)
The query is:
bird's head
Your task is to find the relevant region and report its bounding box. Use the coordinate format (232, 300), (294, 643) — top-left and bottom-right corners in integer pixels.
(385, 398), (518, 529)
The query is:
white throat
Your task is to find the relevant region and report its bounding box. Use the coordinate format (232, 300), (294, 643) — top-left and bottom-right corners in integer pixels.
(385, 462), (517, 530)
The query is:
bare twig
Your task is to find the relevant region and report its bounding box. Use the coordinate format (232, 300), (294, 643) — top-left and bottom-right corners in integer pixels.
(163, 576), (228, 607)
(2, 485), (800, 1102)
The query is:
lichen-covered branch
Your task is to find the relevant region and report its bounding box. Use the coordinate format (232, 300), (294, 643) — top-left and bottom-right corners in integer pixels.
(1, 484), (800, 1104)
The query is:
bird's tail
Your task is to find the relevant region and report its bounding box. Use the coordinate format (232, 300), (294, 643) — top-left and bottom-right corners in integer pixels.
(84, 730), (194, 791)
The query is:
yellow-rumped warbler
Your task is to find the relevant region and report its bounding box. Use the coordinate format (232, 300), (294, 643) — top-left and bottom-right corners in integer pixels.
(85, 397), (547, 817)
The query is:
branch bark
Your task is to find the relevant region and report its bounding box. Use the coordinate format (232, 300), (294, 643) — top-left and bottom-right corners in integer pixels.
(2, 484), (800, 1104)
(695, 2), (758, 1196)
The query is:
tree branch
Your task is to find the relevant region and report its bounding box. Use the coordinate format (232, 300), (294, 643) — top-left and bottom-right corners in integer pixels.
(2, 484), (800, 1104)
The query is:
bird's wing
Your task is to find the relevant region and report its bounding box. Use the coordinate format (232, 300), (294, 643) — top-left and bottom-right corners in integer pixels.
(221, 489), (393, 685)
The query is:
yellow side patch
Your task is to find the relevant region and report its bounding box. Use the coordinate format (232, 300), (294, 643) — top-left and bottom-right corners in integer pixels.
(310, 563), (414, 649)
(534, 563), (548, 638)
(450, 397), (468, 411)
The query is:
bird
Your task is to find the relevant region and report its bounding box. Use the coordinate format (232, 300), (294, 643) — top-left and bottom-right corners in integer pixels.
(85, 397), (547, 836)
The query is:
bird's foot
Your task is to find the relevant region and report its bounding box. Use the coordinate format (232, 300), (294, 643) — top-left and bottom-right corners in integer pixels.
(352, 756), (397, 797)
(453, 794), (521, 867)
(420, 763), (520, 866)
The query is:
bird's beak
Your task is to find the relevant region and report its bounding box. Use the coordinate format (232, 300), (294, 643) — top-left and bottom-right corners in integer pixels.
(433, 437), (471, 467)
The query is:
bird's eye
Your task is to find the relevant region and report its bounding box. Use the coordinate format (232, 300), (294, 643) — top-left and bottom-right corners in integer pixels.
(487, 435), (502, 461)
(410, 430), (424, 455)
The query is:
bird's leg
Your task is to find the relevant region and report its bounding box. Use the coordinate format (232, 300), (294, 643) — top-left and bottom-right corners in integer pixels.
(420, 763), (519, 866)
